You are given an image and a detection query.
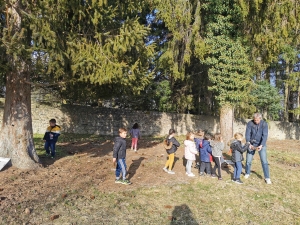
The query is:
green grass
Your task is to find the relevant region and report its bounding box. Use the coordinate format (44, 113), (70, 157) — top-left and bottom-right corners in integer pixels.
(4, 135), (300, 224)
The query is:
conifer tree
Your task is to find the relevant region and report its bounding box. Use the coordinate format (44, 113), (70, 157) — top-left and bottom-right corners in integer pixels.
(0, 0), (154, 169)
(199, 0), (253, 146)
(239, 0), (300, 121)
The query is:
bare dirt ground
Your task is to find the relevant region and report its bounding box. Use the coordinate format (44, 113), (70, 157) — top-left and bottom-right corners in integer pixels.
(0, 137), (300, 224)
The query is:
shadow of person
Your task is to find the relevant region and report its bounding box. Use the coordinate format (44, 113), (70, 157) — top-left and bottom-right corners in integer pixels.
(182, 157), (187, 167)
(172, 157), (180, 169)
(170, 204), (199, 225)
(249, 170), (263, 179)
(127, 157), (145, 180)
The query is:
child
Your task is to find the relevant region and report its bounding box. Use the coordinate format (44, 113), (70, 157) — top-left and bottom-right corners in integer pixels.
(230, 133), (250, 184)
(113, 128), (131, 185)
(210, 133), (225, 180)
(43, 118), (61, 159)
(163, 129), (180, 174)
(130, 123), (140, 152)
(184, 132), (198, 177)
(194, 129), (205, 152)
(199, 133), (214, 177)
(194, 129), (205, 169)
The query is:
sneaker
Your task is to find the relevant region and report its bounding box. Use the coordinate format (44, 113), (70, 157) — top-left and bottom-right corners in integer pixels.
(218, 177), (223, 180)
(232, 178), (236, 182)
(168, 170), (175, 174)
(163, 167), (168, 173)
(121, 179), (132, 185)
(199, 172), (205, 176)
(51, 156), (55, 159)
(211, 174), (217, 178)
(235, 179), (243, 184)
(45, 153), (50, 157)
(185, 172), (188, 175)
(188, 173), (195, 177)
(265, 178), (272, 184)
(244, 174), (250, 179)
(115, 179), (122, 184)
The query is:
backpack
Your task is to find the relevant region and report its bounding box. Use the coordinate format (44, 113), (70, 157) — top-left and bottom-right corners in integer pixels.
(163, 139), (173, 150)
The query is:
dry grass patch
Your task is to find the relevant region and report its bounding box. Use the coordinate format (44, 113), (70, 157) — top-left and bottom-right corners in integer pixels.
(0, 136), (299, 224)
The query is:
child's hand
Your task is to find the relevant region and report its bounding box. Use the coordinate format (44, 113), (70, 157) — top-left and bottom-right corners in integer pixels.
(113, 158), (116, 163)
(256, 145), (263, 151)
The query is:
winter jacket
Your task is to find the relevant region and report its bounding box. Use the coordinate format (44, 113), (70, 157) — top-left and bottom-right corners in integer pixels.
(210, 141), (224, 157)
(184, 140), (198, 161)
(230, 140), (250, 163)
(113, 136), (127, 160)
(199, 140), (212, 162)
(166, 137), (180, 154)
(43, 125), (61, 142)
(245, 120), (268, 147)
(130, 128), (140, 138)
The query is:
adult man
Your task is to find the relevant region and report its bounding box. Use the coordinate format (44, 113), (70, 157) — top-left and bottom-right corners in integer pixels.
(245, 113), (271, 184)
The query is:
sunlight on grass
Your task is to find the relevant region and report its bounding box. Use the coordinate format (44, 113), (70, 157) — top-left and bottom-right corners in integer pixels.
(27, 135), (300, 224)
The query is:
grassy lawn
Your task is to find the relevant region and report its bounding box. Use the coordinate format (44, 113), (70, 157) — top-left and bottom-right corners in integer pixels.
(0, 135), (299, 224)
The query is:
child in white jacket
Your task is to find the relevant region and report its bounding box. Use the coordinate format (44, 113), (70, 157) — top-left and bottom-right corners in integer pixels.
(184, 132), (198, 177)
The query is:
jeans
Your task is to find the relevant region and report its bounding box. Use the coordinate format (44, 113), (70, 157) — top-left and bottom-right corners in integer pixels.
(186, 159), (194, 174)
(234, 161), (242, 179)
(116, 158), (127, 180)
(45, 141), (56, 157)
(245, 146), (270, 179)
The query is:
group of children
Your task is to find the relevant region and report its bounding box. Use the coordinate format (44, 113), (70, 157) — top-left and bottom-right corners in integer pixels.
(163, 129), (252, 184)
(43, 119), (251, 185)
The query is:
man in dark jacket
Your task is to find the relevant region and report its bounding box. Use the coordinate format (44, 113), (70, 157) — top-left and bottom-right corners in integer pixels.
(113, 128), (131, 185)
(244, 113), (271, 184)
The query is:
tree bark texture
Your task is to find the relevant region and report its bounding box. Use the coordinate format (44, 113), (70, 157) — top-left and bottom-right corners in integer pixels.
(220, 104), (233, 151)
(0, 1), (40, 169)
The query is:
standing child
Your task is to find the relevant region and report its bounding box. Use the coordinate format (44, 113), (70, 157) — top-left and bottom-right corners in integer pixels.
(230, 133), (250, 184)
(184, 132), (198, 177)
(163, 129), (180, 174)
(130, 123), (140, 152)
(199, 133), (214, 177)
(194, 129), (205, 152)
(113, 128), (131, 185)
(194, 129), (205, 169)
(43, 119), (61, 159)
(210, 133), (225, 180)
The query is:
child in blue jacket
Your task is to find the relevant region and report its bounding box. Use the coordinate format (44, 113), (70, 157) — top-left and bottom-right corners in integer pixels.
(199, 133), (214, 177)
(43, 118), (61, 159)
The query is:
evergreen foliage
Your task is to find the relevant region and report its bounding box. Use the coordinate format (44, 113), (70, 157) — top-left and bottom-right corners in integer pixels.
(250, 80), (283, 120)
(0, 0), (299, 121)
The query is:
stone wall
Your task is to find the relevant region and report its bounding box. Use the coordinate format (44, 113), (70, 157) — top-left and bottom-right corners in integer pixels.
(0, 100), (299, 140)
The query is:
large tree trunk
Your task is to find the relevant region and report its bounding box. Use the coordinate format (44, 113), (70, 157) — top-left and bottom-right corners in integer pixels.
(0, 1), (40, 169)
(0, 67), (40, 169)
(220, 104), (233, 151)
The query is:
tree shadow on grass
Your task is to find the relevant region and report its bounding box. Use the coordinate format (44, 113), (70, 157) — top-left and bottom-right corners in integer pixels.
(37, 135), (161, 167)
(127, 157), (145, 180)
(170, 204), (199, 225)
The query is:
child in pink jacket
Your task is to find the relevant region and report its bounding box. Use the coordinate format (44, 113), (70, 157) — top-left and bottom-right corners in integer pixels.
(184, 132), (198, 177)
